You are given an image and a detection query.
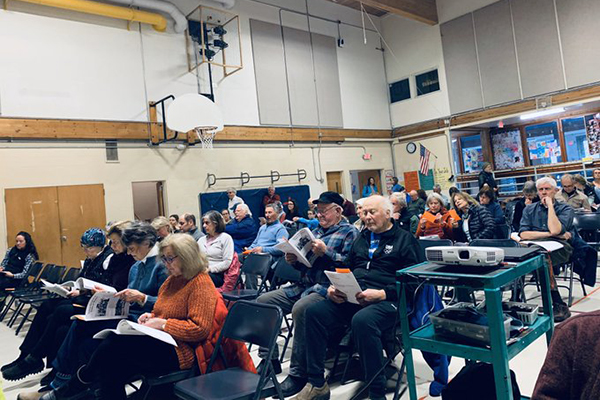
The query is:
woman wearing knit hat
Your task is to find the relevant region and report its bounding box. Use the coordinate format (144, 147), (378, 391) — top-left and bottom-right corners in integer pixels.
(3, 228), (114, 383)
(50, 233), (255, 400)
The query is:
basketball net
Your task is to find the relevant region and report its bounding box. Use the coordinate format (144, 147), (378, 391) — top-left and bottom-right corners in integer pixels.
(194, 126), (218, 149)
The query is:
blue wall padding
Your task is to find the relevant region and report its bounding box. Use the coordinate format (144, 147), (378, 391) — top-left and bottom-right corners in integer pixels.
(199, 185), (311, 218)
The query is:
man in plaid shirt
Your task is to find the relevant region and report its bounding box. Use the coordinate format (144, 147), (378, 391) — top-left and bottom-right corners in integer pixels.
(256, 191), (358, 396)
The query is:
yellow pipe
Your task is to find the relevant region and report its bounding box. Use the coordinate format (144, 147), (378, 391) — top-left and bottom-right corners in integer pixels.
(16, 0), (167, 31)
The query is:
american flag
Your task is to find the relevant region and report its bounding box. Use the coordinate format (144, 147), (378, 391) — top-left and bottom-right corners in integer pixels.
(419, 144), (431, 175)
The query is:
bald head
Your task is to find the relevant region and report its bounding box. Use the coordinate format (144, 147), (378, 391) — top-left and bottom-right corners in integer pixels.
(409, 190), (418, 201)
(362, 195), (393, 233)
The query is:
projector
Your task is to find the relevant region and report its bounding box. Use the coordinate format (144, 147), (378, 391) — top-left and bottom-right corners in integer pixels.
(425, 246), (504, 266)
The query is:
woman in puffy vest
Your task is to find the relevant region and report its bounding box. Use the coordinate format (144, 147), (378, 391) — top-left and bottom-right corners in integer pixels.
(0, 231), (38, 290)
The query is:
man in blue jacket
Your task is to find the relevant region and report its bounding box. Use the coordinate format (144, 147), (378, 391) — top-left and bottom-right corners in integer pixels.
(225, 204), (258, 254)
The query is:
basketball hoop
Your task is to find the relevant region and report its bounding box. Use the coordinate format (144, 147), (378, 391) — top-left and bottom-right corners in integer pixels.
(194, 126), (218, 149)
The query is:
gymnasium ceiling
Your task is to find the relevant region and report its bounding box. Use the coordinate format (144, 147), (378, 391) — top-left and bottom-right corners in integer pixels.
(322, 0), (438, 25)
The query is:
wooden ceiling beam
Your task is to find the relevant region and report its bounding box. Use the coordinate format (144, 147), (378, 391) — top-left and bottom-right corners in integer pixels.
(358, 0), (438, 25)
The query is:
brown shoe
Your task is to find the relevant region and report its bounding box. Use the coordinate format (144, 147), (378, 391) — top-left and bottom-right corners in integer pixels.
(291, 383), (330, 400)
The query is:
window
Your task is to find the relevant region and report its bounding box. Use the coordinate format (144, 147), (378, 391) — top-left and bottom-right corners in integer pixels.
(562, 117), (590, 161)
(389, 78), (411, 103)
(415, 69), (440, 96)
(525, 122), (562, 166)
(460, 135), (484, 173)
(390, 78), (410, 103)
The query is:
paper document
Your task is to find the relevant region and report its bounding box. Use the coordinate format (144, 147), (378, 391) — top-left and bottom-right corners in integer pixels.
(71, 291), (129, 322)
(324, 271), (362, 305)
(41, 277), (116, 298)
(40, 279), (75, 298)
(275, 227), (317, 268)
(520, 240), (564, 252)
(93, 319), (177, 346)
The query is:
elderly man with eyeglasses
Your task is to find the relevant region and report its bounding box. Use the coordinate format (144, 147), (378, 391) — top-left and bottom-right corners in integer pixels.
(256, 192), (358, 392)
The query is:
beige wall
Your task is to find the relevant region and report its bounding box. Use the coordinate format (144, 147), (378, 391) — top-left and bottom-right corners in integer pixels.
(0, 142), (393, 253)
(393, 131), (454, 192)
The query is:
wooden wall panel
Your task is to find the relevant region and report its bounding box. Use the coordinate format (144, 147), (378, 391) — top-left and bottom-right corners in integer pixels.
(0, 118), (391, 142)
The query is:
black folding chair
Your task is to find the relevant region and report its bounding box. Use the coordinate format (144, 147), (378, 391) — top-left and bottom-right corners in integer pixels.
(222, 254), (272, 304)
(6, 264), (65, 327)
(573, 213), (600, 248)
(14, 266), (80, 334)
(270, 258), (302, 362)
(0, 261), (45, 321)
(174, 301), (284, 400)
(129, 366), (198, 400)
(494, 224), (511, 239)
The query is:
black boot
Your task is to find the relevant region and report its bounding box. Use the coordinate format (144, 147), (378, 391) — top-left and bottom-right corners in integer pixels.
(40, 368), (57, 387)
(2, 354), (44, 381)
(1, 352), (27, 372)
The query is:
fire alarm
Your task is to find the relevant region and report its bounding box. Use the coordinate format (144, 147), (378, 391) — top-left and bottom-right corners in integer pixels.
(362, 153), (372, 160)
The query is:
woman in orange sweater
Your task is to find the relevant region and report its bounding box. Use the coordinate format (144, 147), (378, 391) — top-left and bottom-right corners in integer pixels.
(50, 233), (225, 400)
(416, 193), (453, 240)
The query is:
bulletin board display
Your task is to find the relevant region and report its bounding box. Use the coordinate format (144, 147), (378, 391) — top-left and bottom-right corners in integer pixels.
(403, 171), (420, 192)
(491, 129), (525, 169)
(419, 170), (434, 190)
(586, 113), (600, 157)
(462, 147), (484, 173)
(434, 167), (453, 190)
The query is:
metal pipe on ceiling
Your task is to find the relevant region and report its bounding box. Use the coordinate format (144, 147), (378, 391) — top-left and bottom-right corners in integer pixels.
(16, 0), (168, 31)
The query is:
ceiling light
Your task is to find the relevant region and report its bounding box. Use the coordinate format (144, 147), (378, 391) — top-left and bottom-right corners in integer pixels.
(520, 107), (565, 121)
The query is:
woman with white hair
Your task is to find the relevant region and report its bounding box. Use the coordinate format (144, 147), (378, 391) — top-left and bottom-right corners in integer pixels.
(416, 193), (453, 240)
(389, 192), (411, 231)
(354, 198), (367, 231)
(226, 187), (244, 214)
(151, 216), (172, 241)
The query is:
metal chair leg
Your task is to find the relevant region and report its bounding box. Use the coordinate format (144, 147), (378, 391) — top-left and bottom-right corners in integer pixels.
(0, 297), (16, 322)
(8, 303), (25, 328)
(15, 307), (32, 335)
(568, 263), (574, 307)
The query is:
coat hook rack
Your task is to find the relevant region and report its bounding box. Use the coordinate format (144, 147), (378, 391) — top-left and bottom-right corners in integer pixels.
(207, 169), (307, 188)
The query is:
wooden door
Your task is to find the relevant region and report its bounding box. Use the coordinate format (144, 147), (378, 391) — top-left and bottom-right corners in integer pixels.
(57, 184), (107, 267)
(326, 171), (343, 194)
(357, 170), (382, 197)
(5, 187), (62, 264)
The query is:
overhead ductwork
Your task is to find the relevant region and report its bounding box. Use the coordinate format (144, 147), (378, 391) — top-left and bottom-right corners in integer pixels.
(17, 0), (168, 31)
(108, 0), (188, 33)
(202, 0), (235, 10)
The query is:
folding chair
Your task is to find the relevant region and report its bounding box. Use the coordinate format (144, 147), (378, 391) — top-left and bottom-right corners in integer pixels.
(269, 258), (301, 362)
(8, 265), (66, 330)
(418, 238), (453, 254)
(14, 266), (79, 334)
(174, 301), (284, 400)
(0, 261), (45, 321)
(222, 254), (272, 304)
(129, 366), (198, 400)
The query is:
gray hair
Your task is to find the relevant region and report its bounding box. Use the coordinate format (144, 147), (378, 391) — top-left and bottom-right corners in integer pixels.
(236, 203), (252, 217)
(121, 221), (158, 247)
(151, 216), (171, 232)
(427, 193), (445, 207)
(433, 184), (441, 191)
(523, 181), (537, 195)
(389, 192), (407, 208)
(561, 174), (574, 184)
(365, 195), (393, 216)
(536, 176), (557, 190)
(355, 197), (367, 207)
(226, 187), (237, 194)
(266, 201), (283, 215)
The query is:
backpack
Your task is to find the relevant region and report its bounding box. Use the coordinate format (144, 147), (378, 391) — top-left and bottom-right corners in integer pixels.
(442, 362), (521, 400)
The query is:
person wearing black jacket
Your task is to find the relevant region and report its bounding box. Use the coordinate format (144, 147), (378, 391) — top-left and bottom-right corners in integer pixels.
(478, 162), (498, 193)
(450, 192), (495, 242)
(512, 181), (539, 232)
(224, 204), (258, 253)
(294, 195), (423, 400)
(2, 228), (114, 382)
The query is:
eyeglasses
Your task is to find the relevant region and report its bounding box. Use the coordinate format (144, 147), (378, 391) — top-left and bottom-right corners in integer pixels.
(161, 255), (178, 264)
(316, 205), (338, 216)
